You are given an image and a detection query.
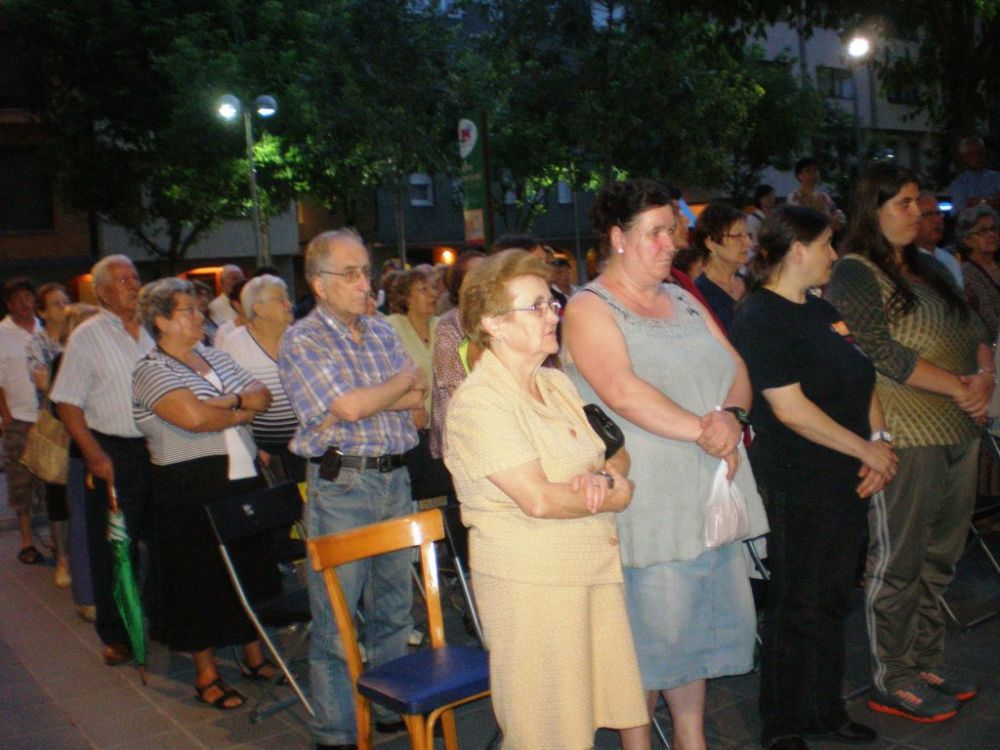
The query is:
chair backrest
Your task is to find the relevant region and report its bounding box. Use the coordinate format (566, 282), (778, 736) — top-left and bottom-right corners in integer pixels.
(205, 480), (304, 544)
(307, 510), (447, 689)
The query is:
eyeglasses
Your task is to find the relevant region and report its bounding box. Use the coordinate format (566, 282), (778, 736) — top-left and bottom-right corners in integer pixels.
(723, 232), (751, 240)
(920, 210), (944, 219)
(173, 306), (200, 316)
(318, 266), (372, 284)
(970, 225), (999, 237)
(256, 296), (290, 305)
(501, 299), (562, 316)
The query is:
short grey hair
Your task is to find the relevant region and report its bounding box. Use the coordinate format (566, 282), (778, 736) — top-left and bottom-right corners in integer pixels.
(137, 277), (194, 340)
(241, 274), (287, 321)
(91, 254), (135, 290)
(957, 204), (997, 240)
(304, 227), (364, 283)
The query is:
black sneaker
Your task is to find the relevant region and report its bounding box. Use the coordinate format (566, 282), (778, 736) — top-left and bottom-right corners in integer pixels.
(919, 670), (978, 701)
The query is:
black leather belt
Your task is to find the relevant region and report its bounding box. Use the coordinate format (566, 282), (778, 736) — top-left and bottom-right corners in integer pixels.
(308, 452), (406, 473)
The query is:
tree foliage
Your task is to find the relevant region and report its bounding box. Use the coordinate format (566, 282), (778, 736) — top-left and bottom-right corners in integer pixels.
(465, 0), (824, 227)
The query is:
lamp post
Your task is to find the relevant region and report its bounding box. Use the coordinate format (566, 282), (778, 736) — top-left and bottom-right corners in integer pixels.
(218, 94), (277, 268)
(847, 35), (872, 161)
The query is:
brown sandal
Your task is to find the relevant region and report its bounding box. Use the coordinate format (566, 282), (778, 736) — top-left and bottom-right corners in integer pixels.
(241, 658), (279, 681)
(195, 678), (245, 710)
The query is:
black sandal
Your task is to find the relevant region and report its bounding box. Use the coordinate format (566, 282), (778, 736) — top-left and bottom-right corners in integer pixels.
(241, 658), (279, 681)
(18, 545), (43, 565)
(195, 678), (246, 710)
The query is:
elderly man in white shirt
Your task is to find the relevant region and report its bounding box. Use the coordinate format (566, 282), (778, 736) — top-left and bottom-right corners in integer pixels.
(916, 192), (964, 289)
(208, 264), (245, 326)
(0, 278), (43, 564)
(51, 255), (156, 668)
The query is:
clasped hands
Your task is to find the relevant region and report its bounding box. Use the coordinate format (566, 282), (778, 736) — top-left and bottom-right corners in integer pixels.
(954, 371), (994, 424)
(570, 464), (633, 514)
(697, 409), (742, 480)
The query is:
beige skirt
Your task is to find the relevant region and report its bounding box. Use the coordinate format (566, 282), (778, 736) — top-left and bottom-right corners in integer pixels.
(474, 572), (648, 750)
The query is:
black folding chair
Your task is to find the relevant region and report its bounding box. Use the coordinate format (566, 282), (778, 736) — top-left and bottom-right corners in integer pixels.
(938, 429), (1000, 629)
(205, 481), (314, 722)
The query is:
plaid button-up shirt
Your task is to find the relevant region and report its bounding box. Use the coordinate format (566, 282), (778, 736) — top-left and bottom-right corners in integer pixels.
(279, 305), (418, 458)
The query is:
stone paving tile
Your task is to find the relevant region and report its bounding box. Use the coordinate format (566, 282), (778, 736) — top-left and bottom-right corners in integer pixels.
(2, 522), (1000, 750)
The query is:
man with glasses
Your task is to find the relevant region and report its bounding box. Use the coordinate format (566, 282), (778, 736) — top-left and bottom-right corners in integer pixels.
(279, 229), (425, 750)
(915, 192), (963, 289)
(51, 255), (156, 667)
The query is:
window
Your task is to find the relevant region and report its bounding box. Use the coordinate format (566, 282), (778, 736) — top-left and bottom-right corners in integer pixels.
(0, 148), (54, 232)
(557, 180), (573, 205)
(886, 79), (919, 106)
(816, 66), (855, 100)
(409, 173), (434, 207)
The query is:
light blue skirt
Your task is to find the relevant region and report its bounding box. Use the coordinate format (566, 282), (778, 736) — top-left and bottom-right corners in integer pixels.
(623, 543), (756, 690)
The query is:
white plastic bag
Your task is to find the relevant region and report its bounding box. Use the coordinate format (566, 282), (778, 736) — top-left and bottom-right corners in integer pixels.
(704, 459), (750, 549)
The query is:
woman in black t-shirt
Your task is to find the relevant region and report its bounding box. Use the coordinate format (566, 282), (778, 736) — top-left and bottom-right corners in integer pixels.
(730, 206), (898, 750)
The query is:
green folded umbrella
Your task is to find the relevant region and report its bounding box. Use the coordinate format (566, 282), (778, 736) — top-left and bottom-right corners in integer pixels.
(106, 485), (147, 685)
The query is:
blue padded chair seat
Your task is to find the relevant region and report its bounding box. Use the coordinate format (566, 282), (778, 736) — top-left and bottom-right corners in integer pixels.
(357, 645), (489, 715)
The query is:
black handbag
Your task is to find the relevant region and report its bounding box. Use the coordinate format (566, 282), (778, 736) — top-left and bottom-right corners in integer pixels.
(583, 404), (625, 459)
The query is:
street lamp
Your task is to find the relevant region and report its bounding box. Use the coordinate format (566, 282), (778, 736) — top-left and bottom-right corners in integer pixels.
(217, 94), (277, 268)
(846, 35), (872, 161)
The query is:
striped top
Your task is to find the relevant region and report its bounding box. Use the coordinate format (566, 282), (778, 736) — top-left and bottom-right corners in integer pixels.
(50, 311), (154, 437)
(220, 325), (298, 447)
(132, 344), (257, 466)
(829, 254), (986, 448)
(279, 305), (418, 458)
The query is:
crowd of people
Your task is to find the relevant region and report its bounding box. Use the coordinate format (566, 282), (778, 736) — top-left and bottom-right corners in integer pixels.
(0, 145), (999, 750)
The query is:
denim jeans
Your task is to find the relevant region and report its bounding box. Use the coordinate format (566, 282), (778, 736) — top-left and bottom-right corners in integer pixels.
(305, 463), (414, 746)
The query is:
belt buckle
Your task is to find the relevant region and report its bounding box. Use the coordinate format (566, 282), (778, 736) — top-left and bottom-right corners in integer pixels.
(376, 455), (391, 473)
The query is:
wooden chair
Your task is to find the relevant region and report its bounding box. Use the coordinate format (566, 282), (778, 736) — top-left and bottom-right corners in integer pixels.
(307, 509), (490, 750)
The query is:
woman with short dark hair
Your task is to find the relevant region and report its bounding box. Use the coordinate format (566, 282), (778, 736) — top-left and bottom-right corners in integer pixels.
(693, 202), (753, 331)
(564, 178), (767, 750)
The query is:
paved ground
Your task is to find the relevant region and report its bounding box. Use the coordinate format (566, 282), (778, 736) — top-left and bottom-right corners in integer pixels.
(1, 465), (999, 749)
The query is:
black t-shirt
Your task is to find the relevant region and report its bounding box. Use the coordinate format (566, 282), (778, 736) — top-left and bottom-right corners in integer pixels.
(730, 288), (876, 499)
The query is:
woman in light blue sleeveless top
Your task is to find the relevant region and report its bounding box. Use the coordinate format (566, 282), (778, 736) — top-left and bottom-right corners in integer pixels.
(564, 179), (767, 750)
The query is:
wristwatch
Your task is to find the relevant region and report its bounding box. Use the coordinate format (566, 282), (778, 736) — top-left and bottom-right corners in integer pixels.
(871, 430), (893, 444)
(723, 405), (750, 427)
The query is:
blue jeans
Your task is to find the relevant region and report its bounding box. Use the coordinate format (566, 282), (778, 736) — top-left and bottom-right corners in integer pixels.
(305, 463), (414, 746)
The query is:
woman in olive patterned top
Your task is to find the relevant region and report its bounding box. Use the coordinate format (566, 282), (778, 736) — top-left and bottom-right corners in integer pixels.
(828, 163), (993, 724)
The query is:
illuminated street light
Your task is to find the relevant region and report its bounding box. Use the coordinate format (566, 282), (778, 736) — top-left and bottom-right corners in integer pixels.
(216, 94), (278, 267)
(847, 35), (871, 60)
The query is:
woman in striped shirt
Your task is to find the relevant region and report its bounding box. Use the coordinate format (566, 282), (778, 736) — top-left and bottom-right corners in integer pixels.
(221, 274), (303, 481)
(132, 277), (279, 711)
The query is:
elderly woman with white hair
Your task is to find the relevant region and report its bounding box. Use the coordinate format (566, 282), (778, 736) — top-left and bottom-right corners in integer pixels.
(132, 277), (279, 711)
(957, 204), (1000, 340)
(220, 274), (303, 481)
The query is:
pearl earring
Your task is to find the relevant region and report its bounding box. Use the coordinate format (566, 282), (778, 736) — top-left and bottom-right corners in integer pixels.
(616, 247), (624, 255)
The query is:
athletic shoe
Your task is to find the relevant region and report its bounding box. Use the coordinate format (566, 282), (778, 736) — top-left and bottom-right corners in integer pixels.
(867, 682), (959, 723)
(919, 670), (978, 701)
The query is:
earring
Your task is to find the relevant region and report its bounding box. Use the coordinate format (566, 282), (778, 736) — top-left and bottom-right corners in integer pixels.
(616, 247), (624, 255)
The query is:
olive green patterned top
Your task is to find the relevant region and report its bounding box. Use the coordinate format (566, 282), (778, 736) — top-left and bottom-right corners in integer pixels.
(828, 254), (986, 449)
